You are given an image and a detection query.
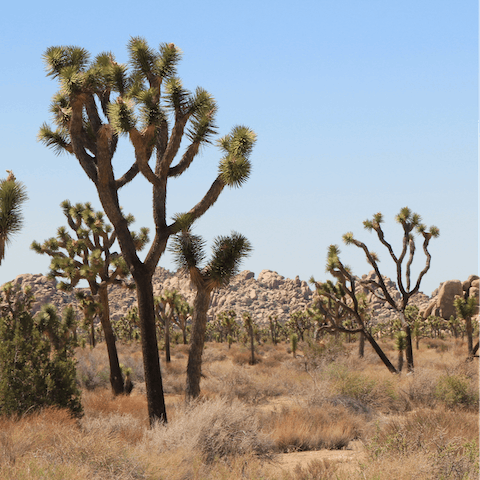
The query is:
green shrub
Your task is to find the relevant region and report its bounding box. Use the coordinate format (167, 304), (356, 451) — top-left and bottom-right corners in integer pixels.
(0, 284), (82, 417)
(326, 364), (397, 410)
(435, 374), (479, 408)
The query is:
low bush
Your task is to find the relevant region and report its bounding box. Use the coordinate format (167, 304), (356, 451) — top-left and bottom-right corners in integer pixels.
(261, 404), (364, 452)
(435, 373), (479, 409)
(142, 397), (273, 463)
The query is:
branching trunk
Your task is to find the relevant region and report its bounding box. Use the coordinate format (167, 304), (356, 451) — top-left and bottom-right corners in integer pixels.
(186, 287), (211, 400)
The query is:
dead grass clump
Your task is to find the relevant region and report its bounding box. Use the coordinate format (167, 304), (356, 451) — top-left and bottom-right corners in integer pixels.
(365, 409), (479, 479)
(142, 397), (273, 463)
(368, 408), (479, 456)
(292, 458), (341, 480)
(81, 412), (145, 445)
(232, 349), (262, 365)
(0, 407), (148, 479)
(398, 367), (440, 408)
(0, 408), (77, 466)
(204, 362), (290, 402)
(82, 388), (148, 422)
(262, 404), (364, 452)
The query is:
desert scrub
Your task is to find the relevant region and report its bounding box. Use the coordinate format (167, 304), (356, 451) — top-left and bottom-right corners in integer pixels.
(141, 397), (273, 463)
(260, 403), (364, 452)
(203, 362), (291, 403)
(325, 364), (399, 411)
(365, 409), (479, 479)
(434, 373), (479, 409)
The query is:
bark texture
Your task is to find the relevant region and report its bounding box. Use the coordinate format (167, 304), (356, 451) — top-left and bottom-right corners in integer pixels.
(186, 287), (211, 400)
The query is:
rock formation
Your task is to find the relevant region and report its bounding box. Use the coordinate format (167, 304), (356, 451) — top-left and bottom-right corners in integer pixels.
(423, 275), (479, 319)
(2, 269), (477, 328)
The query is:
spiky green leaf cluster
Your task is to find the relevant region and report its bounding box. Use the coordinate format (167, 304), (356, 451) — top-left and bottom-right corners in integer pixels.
(137, 88), (165, 126)
(0, 178), (28, 242)
(108, 101), (137, 134)
(207, 232), (252, 286)
(218, 125), (256, 188)
(170, 229), (206, 271)
(43, 46), (90, 79)
(128, 37), (157, 77)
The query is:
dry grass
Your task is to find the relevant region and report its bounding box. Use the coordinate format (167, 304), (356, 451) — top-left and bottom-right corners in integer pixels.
(260, 403), (365, 452)
(1, 337), (478, 479)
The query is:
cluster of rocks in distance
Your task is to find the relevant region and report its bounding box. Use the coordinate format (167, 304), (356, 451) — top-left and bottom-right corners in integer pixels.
(2, 269), (478, 327)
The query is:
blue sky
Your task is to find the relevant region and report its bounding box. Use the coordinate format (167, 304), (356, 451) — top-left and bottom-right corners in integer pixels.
(0, 0), (477, 295)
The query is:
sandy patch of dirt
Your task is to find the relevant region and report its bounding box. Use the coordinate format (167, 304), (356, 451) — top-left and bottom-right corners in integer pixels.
(266, 440), (366, 476)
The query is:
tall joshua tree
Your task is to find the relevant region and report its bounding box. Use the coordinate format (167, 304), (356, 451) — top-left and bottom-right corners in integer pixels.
(31, 201), (148, 395)
(39, 39), (256, 423)
(0, 171), (28, 265)
(342, 207), (439, 372)
(170, 229), (251, 400)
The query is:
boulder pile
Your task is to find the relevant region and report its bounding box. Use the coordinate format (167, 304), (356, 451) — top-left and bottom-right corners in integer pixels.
(2, 269), (478, 327)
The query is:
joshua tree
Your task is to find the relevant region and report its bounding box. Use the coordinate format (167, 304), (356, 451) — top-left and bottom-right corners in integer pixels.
(311, 245), (398, 374)
(342, 207), (439, 372)
(454, 295), (479, 356)
(395, 331), (407, 372)
(170, 229), (251, 399)
(286, 311), (312, 341)
(155, 289), (183, 363)
(75, 290), (101, 347)
(0, 171), (28, 265)
(173, 298), (192, 345)
(39, 39), (256, 423)
(217, 309), (238, 345)
(32, 201), (148, 395)
(242, 311), (257, 365)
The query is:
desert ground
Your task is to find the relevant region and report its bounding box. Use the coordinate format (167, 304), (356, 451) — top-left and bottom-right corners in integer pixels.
(0, 334), (478, 480)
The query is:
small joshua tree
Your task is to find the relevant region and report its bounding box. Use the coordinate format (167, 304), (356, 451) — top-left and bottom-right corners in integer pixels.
(32, 201), (148, 395)
(454, 296), (479, 357)
(342, 207), (439, 372)
(170, 228), (252, 399)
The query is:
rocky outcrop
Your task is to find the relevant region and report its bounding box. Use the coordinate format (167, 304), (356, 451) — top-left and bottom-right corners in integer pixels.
(423, 275), (479, 320)
(6, 274), (76, 316)
(2, 269), (478, 327)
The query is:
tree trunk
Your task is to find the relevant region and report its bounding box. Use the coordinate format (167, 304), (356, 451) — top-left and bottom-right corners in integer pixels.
(90, 317), (96, 348)
(398, 349), (404, 372)
(466, 318), (473, 355)
(249, 324), (255, 364)
(98, 284), (124, 395)
(472, 341), (479, 356)
(165, 313), (171, 363)
(358, 330), (365, 358)
(364, 329), (398, 374)
(134, 272), (167, 424)
(186, 287), (211, 400)
(405, 325), (414, 372)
